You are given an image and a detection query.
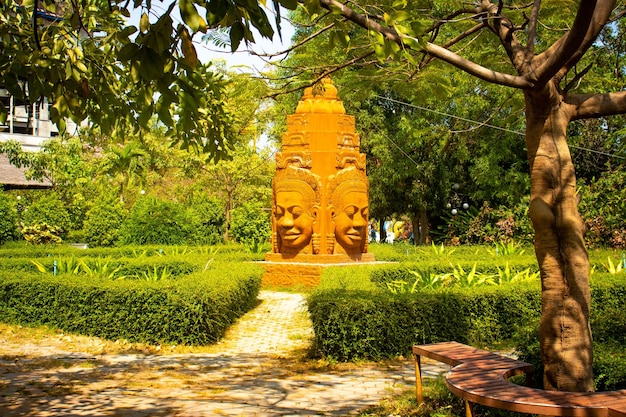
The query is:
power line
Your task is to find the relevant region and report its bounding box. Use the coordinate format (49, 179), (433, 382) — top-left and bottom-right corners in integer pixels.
(375, 95), (626, 160)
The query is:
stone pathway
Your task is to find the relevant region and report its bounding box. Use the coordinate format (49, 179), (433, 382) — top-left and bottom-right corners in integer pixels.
(0, 291), (446, 416)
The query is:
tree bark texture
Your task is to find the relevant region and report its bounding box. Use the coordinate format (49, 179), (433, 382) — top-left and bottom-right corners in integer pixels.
(525, 84), (593, 392)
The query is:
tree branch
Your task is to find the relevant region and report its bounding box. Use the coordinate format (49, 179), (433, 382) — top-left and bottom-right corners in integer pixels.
(567, 90), (626, 120)
(526, 0), (541, 55)
(533, 0), (614, 86)
(563, 63), (593, 94)
(254, 21), (336, 59)
(268, 51), (375, 99)
(318, 0), (534, 89)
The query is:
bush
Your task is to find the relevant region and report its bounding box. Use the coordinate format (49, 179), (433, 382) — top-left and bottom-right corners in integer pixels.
(187, 196), (225, 245)
(22, 194), (71, 238)
(118, 196), (190, 245)
(229, 201), (271, 244)
(578, 168), (626, 248)
(0, 192), (18, 244)
(441, 200), (534, 245)
(83, 197), (128, 247)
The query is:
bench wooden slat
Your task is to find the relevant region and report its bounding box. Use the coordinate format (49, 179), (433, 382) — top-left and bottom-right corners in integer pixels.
(413, 341), (626, 417)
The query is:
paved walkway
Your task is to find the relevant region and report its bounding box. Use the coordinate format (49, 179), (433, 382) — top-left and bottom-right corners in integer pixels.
(0, 291), (446, 416)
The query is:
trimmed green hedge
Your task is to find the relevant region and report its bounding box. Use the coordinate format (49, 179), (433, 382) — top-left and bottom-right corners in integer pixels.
(308, 284), (541, 361)
(0, 260), (262, 345)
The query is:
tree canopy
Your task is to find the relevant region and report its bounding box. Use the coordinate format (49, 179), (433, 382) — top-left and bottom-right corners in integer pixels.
(0, 0), (294, 160)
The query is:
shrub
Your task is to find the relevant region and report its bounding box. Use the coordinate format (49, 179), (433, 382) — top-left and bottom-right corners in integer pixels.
(578, 168), (626, 248)
(83, 197), (128, 247)
(118, 196), (190, 245)
(187, 196), (225, 245)
(229, 201), (271, 244)
(0, 192), (18, 244)
(22, 194), (71, 238)
(440, 199), (534, 246)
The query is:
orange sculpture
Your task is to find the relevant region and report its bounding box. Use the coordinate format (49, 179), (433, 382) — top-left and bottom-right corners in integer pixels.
(264, 78), (375, 286)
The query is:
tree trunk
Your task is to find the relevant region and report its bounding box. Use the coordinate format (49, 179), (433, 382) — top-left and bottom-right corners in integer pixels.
(524, 85), (593, 392)
(224, 190), (233, 241)
(411, 209), (429, 245)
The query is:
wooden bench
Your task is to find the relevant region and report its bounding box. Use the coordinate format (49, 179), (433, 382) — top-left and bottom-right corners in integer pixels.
(413, 341), (626, 417)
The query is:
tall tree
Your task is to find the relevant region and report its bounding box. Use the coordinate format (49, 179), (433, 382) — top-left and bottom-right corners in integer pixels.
(273, 0), (626, 392)
(183, 147), (274, 240)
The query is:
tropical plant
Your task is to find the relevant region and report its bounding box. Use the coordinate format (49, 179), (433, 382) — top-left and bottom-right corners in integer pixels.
(407, 268), (449, 291)
(21, 223), (63, 245)
(449, 263), (495, 288)
(31, 257), (81, 275)
(494, 262), (540, 285)
(490, 240), (526, 257)
(80, 258), (123, 280)
(421, 242), (456, 257)
(602, 257), (624, 275)
(141, 266), (172, 282)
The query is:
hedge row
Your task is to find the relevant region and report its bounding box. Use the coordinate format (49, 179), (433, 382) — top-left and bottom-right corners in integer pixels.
(0, 260), (263, 345)
(308, 284), (541, 361)
(308, 266), (626, 363)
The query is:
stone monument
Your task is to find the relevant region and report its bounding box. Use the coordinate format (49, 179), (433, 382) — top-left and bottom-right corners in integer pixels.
(263, 78), (375, 287)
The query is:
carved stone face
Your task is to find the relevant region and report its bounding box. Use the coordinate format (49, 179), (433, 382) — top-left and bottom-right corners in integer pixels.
(333, 190), (369, 253)
(274, 190), (315, 253)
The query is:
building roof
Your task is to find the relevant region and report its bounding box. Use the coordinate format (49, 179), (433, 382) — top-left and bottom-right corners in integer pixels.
(0, 155), (52, 190)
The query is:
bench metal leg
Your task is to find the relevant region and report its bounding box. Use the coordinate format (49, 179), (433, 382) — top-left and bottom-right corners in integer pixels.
(414, 353), (423, 404)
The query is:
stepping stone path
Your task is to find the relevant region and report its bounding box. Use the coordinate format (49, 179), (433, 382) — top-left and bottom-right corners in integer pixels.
(0, 291), (439, 416)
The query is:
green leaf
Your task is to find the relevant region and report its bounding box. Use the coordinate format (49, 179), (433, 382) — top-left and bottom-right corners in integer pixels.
(180, 28), (199, 67)
(179, 0), (207, 33)
(230, 22), (244, 52)
(117, 43), (140, 61)
(279, 0), (298, 10)
(390, 11), (410, 22)
(138, 106), (153, 127)
(138, 48), (165, 81)
(206, 0), (229, 26)
(140, 12), (150, 32)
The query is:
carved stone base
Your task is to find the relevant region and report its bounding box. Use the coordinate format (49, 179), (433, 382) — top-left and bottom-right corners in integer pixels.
(264, 253), (376, 263)
(262, 252), (377, 287)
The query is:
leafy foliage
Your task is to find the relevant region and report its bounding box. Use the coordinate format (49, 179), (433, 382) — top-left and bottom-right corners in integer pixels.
(0, 0), (297, 161)
(229, 200), (271, 244)
(0, 192), (18, 245)
(21, 194), (71, 238)
(578, 168), (626, 248)
(186, 195), (226, 245)
(21, 223), (63, 245)
(118, 196), (190, 245)
(83, 197), (128, 247)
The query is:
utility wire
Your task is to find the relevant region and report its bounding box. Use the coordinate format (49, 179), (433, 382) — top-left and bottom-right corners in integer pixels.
(375, 95), (626, 160)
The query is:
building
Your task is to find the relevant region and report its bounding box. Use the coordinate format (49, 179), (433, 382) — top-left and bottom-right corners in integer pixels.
(0, 91), (58, 190)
